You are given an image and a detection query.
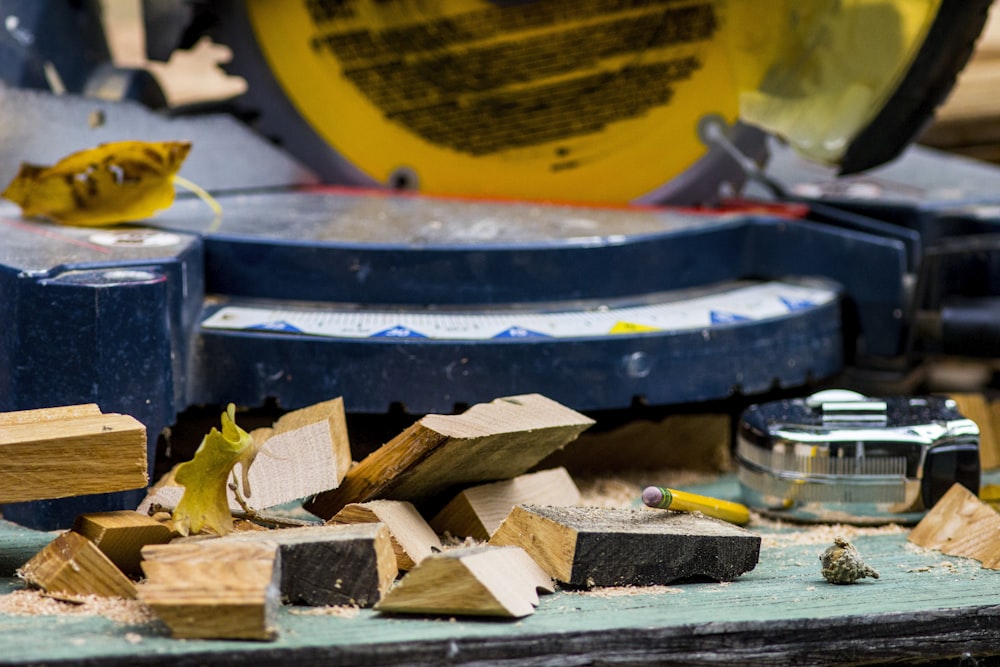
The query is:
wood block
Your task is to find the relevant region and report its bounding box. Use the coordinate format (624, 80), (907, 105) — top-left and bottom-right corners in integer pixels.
(219, 523), (398, 607)
(430, 468), (580, 540)
(19, 531), (137, 599)
(139, 540), (281, 640)
(909, 483), (1000, 569)
(329, 500), (441, 571)
(375, 546), (554, 619)
(539, 413), (732, 473)
(490, 505), (761, 587)
(71, 510), (173, 577)
(305, 394), (594, 519)
(0, 407), (147, 503)
(947, 393), (997, 470)
(138, 397), (352, 514)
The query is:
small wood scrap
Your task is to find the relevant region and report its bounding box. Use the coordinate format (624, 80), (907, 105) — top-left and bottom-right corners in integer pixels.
(430, 467), (580, 541)
(18, 531), (137, 599)
(490, 505), (761, 588)
(217, 523), (397, 607)
(329, 500), (441, 571)
(139, 540), (281, 640)
(0, 404), (147, 503)
(908, 483), (1000, 568)
(305, 394), (595, 519)
(539, 412), (732, 474)
(138, 397), (351, 515)
(71, 511), (174, 577)
(947, 393), (999, 470)
(375, 545), (554, 619)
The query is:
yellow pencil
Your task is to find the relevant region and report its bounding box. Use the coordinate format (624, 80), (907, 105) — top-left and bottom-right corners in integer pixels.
(642, 486), (751, 526)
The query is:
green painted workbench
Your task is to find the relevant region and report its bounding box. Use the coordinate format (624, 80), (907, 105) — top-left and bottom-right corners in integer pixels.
(2, 484), (999, 666)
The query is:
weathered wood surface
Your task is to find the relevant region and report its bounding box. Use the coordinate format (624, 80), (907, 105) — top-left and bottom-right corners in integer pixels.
(219, 524), (397, 607)
(329, 500), (441, 571)
(430, 468), (580, 540)
(0, 407), (147, 503)
(376, 546), (553, 619)
(490, 505), (760, 587)
(2, 531), (1000, 665)
(306, 394), (594, 519)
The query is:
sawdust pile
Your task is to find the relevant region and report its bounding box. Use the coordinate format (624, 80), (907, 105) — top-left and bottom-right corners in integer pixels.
(0, 590), (156, 625)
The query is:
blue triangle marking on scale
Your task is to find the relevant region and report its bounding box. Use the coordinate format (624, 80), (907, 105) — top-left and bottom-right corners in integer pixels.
(247, 320), (303, 333)
(371, 325), (428, 338)
(710, 310), (752, 324)
(780, 296), (817, 311)
(493, 326), (551, 339)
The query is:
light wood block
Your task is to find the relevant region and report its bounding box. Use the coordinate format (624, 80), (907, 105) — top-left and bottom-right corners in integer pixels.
(139, 540), (281, 640)
(19, 531), (137, 599)
(0, 407), (147, 503)
(219, 523), (398, 607)
(329, 500), (441, 571)
(490, 504), (761, 588)
(71, 510), (173, 577)
(430, 468), (580, 540)
(305, 394), (594, 519)
(375, 546), (553, 619)
(909, 483), (1000, 569)
(947, 393), (997, 470)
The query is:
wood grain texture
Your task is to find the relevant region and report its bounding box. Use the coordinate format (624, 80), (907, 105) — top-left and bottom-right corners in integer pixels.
(218, 524), (397, 607)
(19, 531), (137, 599)
(376, 545), (553, 619)
(0, 411), (147, 503)
(947, 393), (997, 470)
(909, 482), (1000, 567)
(139, 540), (281, 640)
(71, 511), (173, 577)
(490, 505), (761, 587)
(430, 467), (580, 540)
(329, 500), (441, 570)
(305, 394), (594, 519)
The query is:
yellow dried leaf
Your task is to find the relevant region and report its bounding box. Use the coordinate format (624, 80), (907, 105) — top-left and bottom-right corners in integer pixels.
(172, 404), (257, 536)
(1, 140), (191, 226)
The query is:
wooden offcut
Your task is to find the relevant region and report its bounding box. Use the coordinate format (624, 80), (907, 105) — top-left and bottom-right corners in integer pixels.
(908, 483), (1000, 568)
(329, 500), (441, 570)
(430, 468), (580, 540)
(138, 397), (352, 514)
(305, 394), (594, 519)
(0, 405), (147, 503)
(19, 531), (137, 599)
(375, 546), (554, 619)
(71, 511), (174, 577)
(948, 393), (998, 470)
(490, 505), (761, 587)
(219, 523), (397, 607)
(139, 540), (281, 640)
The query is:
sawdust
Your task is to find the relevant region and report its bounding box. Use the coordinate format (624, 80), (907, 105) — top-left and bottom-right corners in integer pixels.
(288, 605), (360, 618)
(0, 589), (156, 625)
(757, 520), (908, 549)
(566, 584), (684, 598)
(574, 468), (719, 508)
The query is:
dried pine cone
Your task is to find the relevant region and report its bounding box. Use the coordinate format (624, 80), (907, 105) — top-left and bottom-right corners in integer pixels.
(820, 537), (879, 585)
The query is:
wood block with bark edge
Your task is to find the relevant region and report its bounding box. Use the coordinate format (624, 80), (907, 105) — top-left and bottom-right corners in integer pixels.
(909, 482), (1000, 568)
(138, 397), (352, 515)
(329, 500), (441, 571)
(305, 394), (594, 519)
(375, 545), (554, 619)
(489, 505), (761, 587)
(0, 407), (147, 503)
(19, 531), (137, 599)
(72, 510), (173, 577)
(430, 467), (580, 540)
(139, 540), (281, 641)
(218, 523), (397, 607)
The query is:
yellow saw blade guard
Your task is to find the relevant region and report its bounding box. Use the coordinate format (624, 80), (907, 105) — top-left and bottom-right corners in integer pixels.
(244, 0), (942, 204)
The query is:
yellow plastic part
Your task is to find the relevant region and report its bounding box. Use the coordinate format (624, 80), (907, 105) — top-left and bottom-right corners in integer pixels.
(245, 0), (941, 202)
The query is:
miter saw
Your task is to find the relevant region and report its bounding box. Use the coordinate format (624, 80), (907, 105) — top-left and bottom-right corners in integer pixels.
(0, 0), (997, 527)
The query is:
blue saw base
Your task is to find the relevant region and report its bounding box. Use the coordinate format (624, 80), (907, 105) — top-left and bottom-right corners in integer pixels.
(0, 189), (911, 528)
